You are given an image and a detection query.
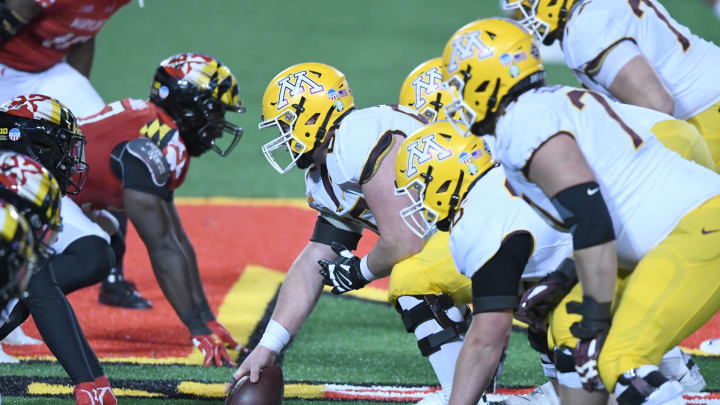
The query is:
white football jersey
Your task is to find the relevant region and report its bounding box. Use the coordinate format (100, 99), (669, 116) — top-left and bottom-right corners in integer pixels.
(305, 105), (426, 232)
(494, 86), (720, 269)
(563, 0), (720, 119)
(450, 165), (573, 281)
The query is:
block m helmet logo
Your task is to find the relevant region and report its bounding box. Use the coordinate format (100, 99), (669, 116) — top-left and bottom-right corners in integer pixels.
(276, 70), (325, 110)
(411, 67), (443, 110)
(405, 133), (452, 178)
(446, 31), (493, 73)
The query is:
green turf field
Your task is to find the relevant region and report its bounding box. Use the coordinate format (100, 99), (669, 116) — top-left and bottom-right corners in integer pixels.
(4, 0), (720, 403)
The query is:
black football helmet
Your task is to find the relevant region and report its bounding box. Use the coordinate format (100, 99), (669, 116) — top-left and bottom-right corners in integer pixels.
(149, 53), (245, 157)
(0, 94), (88, 195)
(0, 199), (36, 307)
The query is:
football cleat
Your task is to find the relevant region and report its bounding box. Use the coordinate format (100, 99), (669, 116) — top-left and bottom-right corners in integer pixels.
(98, 274), (152, 310)
(0, 343), (18, 363)
(93, 375), (117, 405)
(502, 381), (559, 405)
(416, 389), (488, 405)
(1, 326), (42, 345)
(699, 338), (720, 355)
(73, 382), (96, 405)
(658, 346), (706, 393)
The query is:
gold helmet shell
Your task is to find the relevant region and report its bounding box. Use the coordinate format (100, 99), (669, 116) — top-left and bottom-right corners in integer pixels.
(259, 62), (354, 174)
(441, 17), (545, 135)
(399, 58), (454, 122)
(394, 120), (496, 238)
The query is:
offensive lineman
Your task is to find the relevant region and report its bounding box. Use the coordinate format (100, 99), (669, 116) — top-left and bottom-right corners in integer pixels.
(503, 0), (720, 172)
(441, 17), (720, 405)
(394, 121), (575, 405)
(69, 53), (246, 367)
(228, 62), (479, 404)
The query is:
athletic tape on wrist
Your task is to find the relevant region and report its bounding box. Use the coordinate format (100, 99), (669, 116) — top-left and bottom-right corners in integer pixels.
(360, 256), (377, 282)
(258, 319), (291, 354)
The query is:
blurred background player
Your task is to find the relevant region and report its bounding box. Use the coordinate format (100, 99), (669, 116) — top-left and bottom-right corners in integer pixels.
(0, 199), (36, 405)
(229, 62), (485, 405)
(72, 53), (246, 367)
(0, 0), (138, 344)
(441, 17), (719, 405)
(0, 0), (129, 116)
(394, 122), (575, 405)
(0, 96), (118, 405)
(503, 0), (720, 172)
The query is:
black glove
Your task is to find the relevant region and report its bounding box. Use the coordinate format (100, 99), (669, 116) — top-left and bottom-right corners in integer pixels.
(318, 242), (369, 294)
(566, 295), (611, 392)
(516, 259), (577, 330)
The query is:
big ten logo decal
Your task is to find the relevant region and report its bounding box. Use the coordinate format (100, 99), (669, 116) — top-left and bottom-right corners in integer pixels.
(405, 133), (453, 178)
(412, 67), (443, 110)
(276, 70), (325, 110)
(446, 31), (493, 73)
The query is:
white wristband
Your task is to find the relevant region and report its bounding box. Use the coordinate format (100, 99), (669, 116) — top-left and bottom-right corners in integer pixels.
(360, 255), (377, 282)
(258, 319), (291, 354)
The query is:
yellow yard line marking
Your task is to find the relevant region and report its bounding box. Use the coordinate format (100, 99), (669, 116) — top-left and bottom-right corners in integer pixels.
(27, 383), (162, 397)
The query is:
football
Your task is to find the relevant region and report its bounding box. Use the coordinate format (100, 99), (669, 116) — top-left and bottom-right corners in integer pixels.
(225, 365), (284, 405)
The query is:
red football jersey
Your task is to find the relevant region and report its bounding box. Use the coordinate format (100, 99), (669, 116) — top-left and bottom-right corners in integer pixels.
(72, 98), (190, 210)
(0, 0), (130, 72)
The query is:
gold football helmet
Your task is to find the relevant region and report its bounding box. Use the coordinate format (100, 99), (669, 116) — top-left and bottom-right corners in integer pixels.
(0, 200), (36, 306)
(259, 62), (355, 174)
(441, 18), (545, 135)
(502, 0), (577, 45)
(399, 58), (454, 122)
(394, 120), (496, 239)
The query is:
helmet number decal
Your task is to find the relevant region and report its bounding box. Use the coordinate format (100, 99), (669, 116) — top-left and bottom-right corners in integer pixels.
(276, 70), (325, 110)
(446, 31), (494, 73)
(405, 133), (452, 178)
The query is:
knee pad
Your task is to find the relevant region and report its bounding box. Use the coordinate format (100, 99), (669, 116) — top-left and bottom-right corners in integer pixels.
(395, 294), (470, 357)
(554, 346), (583, 389)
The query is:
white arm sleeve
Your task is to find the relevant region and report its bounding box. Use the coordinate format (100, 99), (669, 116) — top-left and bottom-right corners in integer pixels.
(588, 39), (643, 89)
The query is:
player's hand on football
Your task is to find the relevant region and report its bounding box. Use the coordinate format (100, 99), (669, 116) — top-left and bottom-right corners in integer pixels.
(207, 320), (249, 353)
(516, 259), (578, 329)
(225, 345), (277, 393)
(318, 242), (369, 294)
(192, 334), (237, 368)
(566, 295), (612, 391)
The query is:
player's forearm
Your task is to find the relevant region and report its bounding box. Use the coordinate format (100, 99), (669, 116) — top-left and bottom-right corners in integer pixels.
(271, 246), (327, 335)
(448, 321), (507, 405)
(366, 234), (422, 278)
(66, 37), (95, 78)
(573, 241), (617, 303)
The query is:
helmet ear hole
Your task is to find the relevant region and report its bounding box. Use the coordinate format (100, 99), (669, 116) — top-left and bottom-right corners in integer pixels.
(436, 180), (451, 194)
(476, 81), (490, 93)
(305, 113), (320, 126)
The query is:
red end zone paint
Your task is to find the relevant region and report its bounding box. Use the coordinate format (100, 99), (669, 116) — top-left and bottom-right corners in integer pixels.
(7, 203), (381, 360)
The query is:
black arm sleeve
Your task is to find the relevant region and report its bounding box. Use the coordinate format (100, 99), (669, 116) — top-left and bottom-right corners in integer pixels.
(471, 232), (533, 314)
(110, 141), (173, 201)
(310, 215), (362, 250)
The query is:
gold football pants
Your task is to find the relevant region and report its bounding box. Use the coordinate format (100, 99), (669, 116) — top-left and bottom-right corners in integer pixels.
(686, 99), (720, 172)
(549, 194), (720, 390)
(388, 231), (472, 305)
(652, 119), (714, 170)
